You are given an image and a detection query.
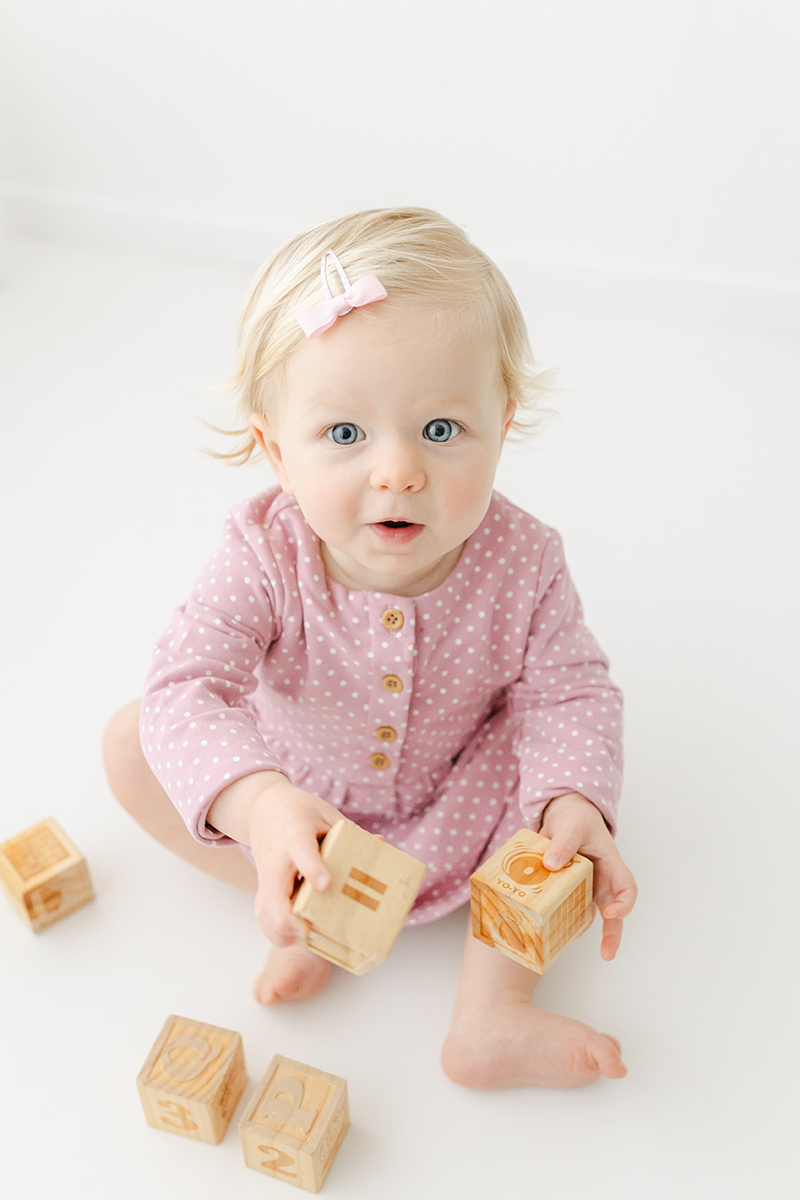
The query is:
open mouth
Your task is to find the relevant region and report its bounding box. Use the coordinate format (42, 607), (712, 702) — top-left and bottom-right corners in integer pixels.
(371, 520), (423, 544)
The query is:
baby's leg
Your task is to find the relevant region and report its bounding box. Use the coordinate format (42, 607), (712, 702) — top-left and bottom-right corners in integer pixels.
(103, 700), (330, 1002)
(441, 920), (626, 1089)
(103, 700), (259, 891)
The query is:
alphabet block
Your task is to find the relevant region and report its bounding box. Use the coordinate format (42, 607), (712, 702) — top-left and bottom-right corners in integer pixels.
(136, 1015), (247, 1144)
(470, 828), (593, 973)
(292, 819), (426, 975)
(238, 1055), (349, 1192)
(0, 817), (94, 933)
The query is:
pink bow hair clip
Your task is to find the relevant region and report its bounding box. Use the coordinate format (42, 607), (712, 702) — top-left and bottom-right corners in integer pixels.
(296, 250), (388, 338)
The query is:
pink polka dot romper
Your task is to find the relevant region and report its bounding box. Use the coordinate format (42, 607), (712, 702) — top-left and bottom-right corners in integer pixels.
(140, 487), (623, 924)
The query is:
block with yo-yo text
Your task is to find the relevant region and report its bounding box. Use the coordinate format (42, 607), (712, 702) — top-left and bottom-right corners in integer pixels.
(136, 1014), (247, 1144)
(470, 828), (593, 973)
(238, 1054), (349, 1192)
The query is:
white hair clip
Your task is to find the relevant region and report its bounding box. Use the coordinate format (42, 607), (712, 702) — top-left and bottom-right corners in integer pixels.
(296, 250), (388, 338)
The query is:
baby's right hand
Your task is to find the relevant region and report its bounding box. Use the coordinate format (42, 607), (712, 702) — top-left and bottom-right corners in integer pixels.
(207, 771), (340, 947)
(249, 776), (341, 947)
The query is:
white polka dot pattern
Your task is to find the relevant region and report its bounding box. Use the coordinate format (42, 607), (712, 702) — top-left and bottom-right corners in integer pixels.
(140, 488), (623, 924)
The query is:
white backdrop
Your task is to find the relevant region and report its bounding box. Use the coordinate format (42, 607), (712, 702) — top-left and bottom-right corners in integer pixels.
(2, 8), (800, 1198)
(2, 0), (800, 283)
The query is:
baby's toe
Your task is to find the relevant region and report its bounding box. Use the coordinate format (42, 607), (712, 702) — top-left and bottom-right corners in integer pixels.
(596, 1033), (627, 1079)
(252, 973), (280, 1005)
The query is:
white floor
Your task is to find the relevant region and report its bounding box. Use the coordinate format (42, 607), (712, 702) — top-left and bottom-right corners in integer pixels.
(1, 236), (798, 1199)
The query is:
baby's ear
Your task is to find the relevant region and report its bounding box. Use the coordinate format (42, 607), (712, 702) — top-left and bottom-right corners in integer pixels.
(249, 415), (294, 496)
(502, 396), (517, 438)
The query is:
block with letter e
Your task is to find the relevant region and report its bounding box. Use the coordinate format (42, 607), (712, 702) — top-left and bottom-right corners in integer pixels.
(0, 817), (94, 932)
(292, 818), (425, 975)
(136, 1014), (247, 1144)
(238, 1055), (349, 1192)
(470, 828), (593, 973)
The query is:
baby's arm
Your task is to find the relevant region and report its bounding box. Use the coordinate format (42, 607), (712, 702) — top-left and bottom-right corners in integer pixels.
(509, 534), (623, 837)
(142, 500), (346, 942)
(206, 773), (342, 947)
(538, 792), (637, 960)
(505, 530), (634, 956)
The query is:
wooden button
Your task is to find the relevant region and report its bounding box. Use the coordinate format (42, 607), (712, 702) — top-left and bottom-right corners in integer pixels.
(370, 752), (391, 771)
(382, 674), (403, 693)
(381, 607), (405, 631)
(375, 725), (397, 742)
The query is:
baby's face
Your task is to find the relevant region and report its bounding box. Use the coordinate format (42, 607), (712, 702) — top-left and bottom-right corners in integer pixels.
(251, 302), (515, 596)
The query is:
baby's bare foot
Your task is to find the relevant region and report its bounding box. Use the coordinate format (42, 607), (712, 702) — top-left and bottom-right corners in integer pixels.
(253, 943), (332, 1005)
(441, 998), (627, 1089)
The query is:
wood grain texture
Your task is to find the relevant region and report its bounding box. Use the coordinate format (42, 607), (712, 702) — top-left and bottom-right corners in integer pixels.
(136, 1015), (247, 1144)
(0, 817), (94, 932)
(470, 828), (593, 973)
(292, 819), (426, 975)
(238, 1054), (349, 1192)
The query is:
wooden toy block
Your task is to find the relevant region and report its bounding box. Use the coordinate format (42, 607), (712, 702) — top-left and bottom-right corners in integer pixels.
(292, 818), (426, 975)
(238, 1055), (349, 1192)
(470, 828), (593, 973)
(0, 817), (94, 933)
(136, 1014), (247, 1145)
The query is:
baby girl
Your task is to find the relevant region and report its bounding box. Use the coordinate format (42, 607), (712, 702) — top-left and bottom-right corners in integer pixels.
(103, 207), (637, 1090)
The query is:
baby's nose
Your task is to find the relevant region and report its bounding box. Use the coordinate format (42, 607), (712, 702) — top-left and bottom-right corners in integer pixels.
(370, 443), (425, 492)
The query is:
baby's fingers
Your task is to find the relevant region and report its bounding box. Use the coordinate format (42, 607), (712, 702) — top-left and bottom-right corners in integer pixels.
(289, 836), (331, 894)
(595, 866), (638, 921)
(541, 829), (583, 872)
(595, 869), (638, 961)
(254, 856), (307, 947)
(600, 916), (625, 961)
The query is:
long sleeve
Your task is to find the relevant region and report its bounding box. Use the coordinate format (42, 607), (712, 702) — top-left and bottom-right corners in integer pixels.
(139, 508), (287, 845)
(507, 534), (623, 834)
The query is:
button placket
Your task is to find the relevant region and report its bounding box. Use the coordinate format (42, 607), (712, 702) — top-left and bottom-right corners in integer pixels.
(368, 597), (414, 777)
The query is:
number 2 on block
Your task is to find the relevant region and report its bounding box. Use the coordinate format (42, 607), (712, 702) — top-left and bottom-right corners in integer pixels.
(258, 1145), (298, 1178)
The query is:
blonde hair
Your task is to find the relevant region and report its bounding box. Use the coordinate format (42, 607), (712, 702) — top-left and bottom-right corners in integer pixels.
(213, 207), (553, 463)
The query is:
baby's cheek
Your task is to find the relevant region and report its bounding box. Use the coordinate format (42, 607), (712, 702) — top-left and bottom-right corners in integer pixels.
(446, 474), (494, 531)
(306, 491), (354, 544)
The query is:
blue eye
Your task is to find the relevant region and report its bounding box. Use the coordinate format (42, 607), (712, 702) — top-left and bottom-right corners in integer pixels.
(327, 423), (363, 445)
(423, 419), (459, 443)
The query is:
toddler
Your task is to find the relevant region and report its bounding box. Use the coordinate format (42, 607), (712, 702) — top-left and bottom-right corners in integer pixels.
(104, 207), (637, 1090)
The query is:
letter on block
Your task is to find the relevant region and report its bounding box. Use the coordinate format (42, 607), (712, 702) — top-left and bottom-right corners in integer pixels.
(136, 1015), (247, 1145)
(292, 818), (426, 975)
(238, 1055), (349, 1193)
(0, 817), (94, 933)
(470, 828), (593, 973)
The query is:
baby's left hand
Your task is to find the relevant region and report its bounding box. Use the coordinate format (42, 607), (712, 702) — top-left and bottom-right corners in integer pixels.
(538, 792), (637, 961)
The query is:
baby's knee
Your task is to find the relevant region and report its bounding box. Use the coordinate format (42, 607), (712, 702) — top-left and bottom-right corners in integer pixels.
(102, 700), (146, 799)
